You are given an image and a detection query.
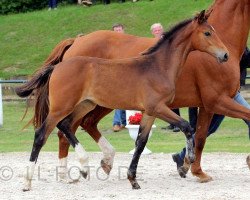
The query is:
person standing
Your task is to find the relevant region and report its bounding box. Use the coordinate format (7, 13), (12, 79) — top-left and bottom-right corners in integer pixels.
(111, 24), (127, 132)
(150, 23), (164, 39)
(103, 0), (110, 4)
(48, 0), (57, 10)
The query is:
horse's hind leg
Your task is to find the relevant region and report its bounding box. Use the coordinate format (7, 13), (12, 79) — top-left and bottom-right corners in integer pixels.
(57, 100), (97, 180)
(57, 130), (70, 179)
(23, 113), (65, 191)
(57, 106), (114, 178)
(81, 106), (115, 175)
(127, 113), (155, 189)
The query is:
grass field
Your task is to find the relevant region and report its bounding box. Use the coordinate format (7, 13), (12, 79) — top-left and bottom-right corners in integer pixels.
(0, 101), (249, 153)
(1, 0), (215, 79)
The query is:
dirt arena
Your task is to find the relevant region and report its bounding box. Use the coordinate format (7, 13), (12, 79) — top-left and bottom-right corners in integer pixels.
(0, 152), (249, 200)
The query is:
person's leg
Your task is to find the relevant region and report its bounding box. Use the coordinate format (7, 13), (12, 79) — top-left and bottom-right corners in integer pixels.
(188, 107), (198, 131)
(207, 114), (225, 135)
(49, 0), (53, 8)
(121, 110), (126, 127)
(163, 109), (181, 131)
(113, 109), (121, 132)
(234, 91), (250, 139)
(104, 0), (110, 4)
(172, 109), (181, 132)
(52, 0), (57, 8)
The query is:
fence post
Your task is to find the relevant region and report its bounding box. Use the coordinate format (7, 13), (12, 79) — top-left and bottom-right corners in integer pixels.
(0, 82), (3, 127)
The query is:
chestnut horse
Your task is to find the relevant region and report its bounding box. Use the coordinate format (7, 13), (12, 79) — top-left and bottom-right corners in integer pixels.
(45, 0), (249, 183)
(16, 11), (229, 191)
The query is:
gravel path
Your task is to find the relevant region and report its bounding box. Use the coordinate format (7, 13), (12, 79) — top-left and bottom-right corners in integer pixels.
(0, 152), (249, 200)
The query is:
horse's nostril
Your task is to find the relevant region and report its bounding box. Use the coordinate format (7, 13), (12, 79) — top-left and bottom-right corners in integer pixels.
(224, 53), (229, 61)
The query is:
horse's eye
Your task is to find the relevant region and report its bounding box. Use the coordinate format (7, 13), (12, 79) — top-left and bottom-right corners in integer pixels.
(204, 32), (211, 36)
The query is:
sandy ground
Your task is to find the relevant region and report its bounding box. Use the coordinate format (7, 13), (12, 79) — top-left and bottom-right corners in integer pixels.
(0, 152), (249, 200)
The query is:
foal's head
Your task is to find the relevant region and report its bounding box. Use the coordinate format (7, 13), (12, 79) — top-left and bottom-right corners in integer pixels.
(191, 10), (229, 63)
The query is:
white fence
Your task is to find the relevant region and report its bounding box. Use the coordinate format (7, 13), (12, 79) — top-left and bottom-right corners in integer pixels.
(0, 80), (27, 127)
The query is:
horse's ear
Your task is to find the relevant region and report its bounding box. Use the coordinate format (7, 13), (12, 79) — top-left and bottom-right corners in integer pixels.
(205, 9), (213, 20)
(196, 10), (206, 24)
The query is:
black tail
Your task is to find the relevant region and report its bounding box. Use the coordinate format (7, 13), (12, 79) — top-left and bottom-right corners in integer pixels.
(15, 65), (55, 98)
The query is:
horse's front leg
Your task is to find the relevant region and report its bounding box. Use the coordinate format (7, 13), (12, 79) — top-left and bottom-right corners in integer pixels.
(154, 103), (195, 163)
(190, 107), (213, 182)
(127, 113), (155, 189)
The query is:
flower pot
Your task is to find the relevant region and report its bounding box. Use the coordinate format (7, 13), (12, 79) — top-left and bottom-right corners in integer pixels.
(125, 124), (156, 155)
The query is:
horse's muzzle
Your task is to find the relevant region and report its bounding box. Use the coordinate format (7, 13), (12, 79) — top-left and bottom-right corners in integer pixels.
(218, 52), (229, 63)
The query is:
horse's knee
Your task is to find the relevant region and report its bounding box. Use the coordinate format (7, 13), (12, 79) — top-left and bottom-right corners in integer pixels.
(57, 130), (64, 138)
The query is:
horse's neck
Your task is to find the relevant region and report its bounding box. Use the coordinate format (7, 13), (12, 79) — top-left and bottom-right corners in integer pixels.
(151, 29), (193, 84)
(209, 0), (250, 58)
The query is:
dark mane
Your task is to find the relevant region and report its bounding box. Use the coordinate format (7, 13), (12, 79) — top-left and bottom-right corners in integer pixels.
(143, 18), (193, 55)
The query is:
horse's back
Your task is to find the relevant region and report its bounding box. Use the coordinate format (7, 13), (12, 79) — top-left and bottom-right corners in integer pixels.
(63, 30), (157, 60)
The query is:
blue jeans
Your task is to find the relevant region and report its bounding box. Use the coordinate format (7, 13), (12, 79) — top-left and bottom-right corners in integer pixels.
(49, 0), (57, 8)
(179, 92), (250, 160)
(113, 109), (126, 126)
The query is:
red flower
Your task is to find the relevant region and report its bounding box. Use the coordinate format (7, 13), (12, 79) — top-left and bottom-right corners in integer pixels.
(128, 112), (142, 125)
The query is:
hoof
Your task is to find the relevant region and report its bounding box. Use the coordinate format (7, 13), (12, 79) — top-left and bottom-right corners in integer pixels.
(100, 160), (112, 175)
(23, 179), (31, 192)
(192, 170), (213, 183)
(132, 182), (141, 189)
(246, 155), (250, 170)
(178, 167), (187, 178)
(80, 171), (88, 179)
(128, 170), (141, 190)
(22, 188), (31, 192)
(198, 175), (213, 183)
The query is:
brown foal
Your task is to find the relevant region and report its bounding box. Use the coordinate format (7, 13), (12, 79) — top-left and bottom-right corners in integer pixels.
(16, 11), (228, 190)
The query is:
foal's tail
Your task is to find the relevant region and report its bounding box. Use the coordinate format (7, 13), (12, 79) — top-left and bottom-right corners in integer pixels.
(15, 65), (55, 128)
(43, 37), (75, 67)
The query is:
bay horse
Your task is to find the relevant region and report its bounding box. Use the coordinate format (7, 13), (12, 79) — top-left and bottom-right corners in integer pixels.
(16, 11), (229, 191)
(46, 0), (250, 183)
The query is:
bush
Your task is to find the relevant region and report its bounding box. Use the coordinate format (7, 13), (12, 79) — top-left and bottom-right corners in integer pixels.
(0, 0), (75, 15)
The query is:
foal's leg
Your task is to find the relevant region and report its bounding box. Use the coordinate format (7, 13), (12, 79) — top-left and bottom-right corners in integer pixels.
(127, 113), (155, 189)
(154, 104), (195, 162)
(57, 100), (97, 180)
(23, 112), (66, 191)
(127, 105), (195, 189)
(81, 107), (115, 174)
(57, 106), (114, 178)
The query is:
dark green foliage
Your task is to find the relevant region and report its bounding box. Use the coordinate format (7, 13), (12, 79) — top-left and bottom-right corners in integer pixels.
(0, 0), (75, 15)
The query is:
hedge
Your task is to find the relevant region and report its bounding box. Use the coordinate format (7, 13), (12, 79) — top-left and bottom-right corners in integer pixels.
(0, 0), (77, 15)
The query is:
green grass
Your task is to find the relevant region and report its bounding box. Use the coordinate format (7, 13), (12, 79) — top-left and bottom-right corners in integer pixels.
(0, 0), (215, 79)
(0, 1), (249, 153)
(0, 101), (249, 153)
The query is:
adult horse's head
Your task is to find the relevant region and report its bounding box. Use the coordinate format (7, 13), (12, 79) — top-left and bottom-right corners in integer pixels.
(191, 10), (229, 63)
